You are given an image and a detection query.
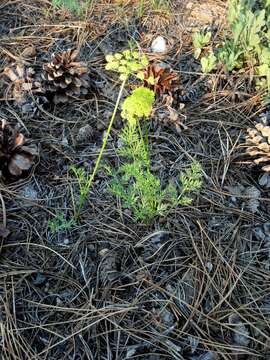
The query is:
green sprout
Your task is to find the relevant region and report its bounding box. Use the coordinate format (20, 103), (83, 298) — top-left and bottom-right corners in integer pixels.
(192, 30), (212, 59)
(201, 52), (217, 74)
(48, 212), (76, 233)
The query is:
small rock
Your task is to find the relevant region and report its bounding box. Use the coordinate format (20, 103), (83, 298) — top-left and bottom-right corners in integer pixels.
(259, 173), (270, 188)
(151, 36), (167, 53)
(33, 272), (46, 286)
(206, 262), (213, 273)
(76, 124), (93, 144)
(229, 313), (250, 347)
(20, 185), (38, 201)
(226, 184), (260, 213)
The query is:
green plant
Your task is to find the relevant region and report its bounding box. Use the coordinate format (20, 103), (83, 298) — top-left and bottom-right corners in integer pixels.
(218, 40), (243, 71)
(178, 162), (203, 203)
(71, 50), (149, 219)
(109, 145), (166, 223)
(69, 165), (89, 216)
(108, 90), (203, 223)
(138, 0), (146, 18)
(151, 0), (170, 11)
(201, 52), (217, 74)
(192, 30), (212, 59)
(52, 0), (83, 13)
(48, 212), (76, 233)
(121, 87), (155, 126)
(105, 50), (149, 81)
(109, 123), (203, 223)
(194, 0), (270, 97)
(225, 0), (270, 94)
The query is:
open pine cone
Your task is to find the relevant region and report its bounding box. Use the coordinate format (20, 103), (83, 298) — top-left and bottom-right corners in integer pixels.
(144, 64), (177, 96)
(3, 64), (45, 114)
(0, 119), (38, 179)
(42, 49), (90, 104)
(246, 111), (270, 172)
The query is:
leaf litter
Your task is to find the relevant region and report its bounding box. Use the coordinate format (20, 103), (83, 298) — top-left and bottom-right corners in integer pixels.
(0, 1), (270, 359)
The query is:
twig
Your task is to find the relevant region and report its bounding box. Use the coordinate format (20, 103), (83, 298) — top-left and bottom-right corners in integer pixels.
(0, 190), (6, 228)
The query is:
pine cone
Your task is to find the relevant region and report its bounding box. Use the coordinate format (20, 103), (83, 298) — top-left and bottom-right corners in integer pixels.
(42, 49), (90, 104)
(3, 64), (44, 112)
(0, 119), (38, 178)
(144, 64), (177, 96)
(246, 111), (270, 172)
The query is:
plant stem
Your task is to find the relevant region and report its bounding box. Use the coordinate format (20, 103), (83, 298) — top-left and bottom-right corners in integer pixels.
(75, 79), (126, 219)
(137, 120), (149, 169)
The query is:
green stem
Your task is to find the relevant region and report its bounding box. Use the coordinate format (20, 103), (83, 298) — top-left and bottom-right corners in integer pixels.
(136, 120), (150, 169)
(75, 79), (126, 219)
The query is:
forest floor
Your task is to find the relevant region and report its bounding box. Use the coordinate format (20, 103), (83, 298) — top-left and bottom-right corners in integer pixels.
(1, 1), (270, 359)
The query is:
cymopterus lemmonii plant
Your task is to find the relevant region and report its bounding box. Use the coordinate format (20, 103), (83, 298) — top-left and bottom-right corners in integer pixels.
(108, 84), (203, 223)
(70, 49), (150, 219)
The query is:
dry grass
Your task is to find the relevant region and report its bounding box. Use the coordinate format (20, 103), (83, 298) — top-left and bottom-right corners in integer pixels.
(1, 0), (270, 359)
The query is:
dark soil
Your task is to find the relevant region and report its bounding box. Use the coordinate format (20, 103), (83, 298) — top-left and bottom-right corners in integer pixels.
(1, 1), (270, 359)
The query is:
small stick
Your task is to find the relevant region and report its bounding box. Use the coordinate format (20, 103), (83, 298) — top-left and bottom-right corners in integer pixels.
(0, 191), (6, 228)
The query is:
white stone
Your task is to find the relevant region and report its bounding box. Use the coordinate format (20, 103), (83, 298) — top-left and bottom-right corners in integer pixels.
(151, 36), (167, 53)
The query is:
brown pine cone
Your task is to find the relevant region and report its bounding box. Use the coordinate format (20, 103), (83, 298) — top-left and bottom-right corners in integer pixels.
(3, 64), (44, 109)
(246, 112), (270, 172)
(0, 119), (38, 179)
(144, 64), (177, 96)
(42, 49), (90, 104)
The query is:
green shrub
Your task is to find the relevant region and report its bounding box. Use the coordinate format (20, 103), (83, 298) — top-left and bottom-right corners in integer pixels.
(198, 0), (270, 96)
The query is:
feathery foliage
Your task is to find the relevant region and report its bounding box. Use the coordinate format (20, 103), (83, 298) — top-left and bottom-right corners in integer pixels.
(109, 124), (203, 223)
(48, 212), (76, 233)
